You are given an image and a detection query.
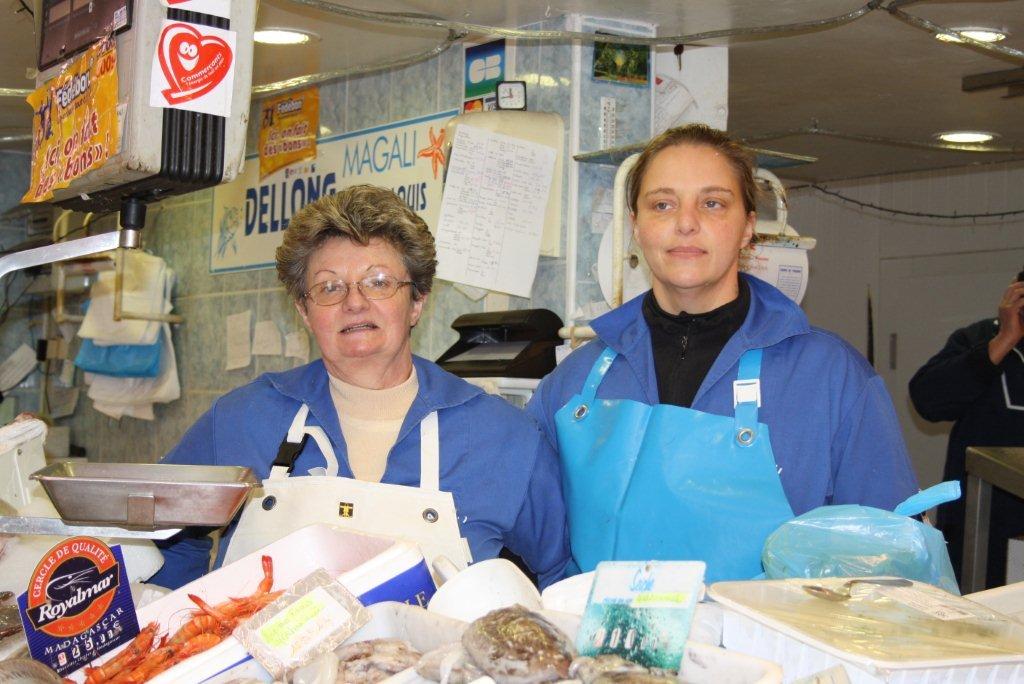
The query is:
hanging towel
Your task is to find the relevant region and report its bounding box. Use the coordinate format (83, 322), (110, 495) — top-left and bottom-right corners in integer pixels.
(74, 336), (162, 377)
(86, 323), (180, 420)
(78, 252), (171, 346)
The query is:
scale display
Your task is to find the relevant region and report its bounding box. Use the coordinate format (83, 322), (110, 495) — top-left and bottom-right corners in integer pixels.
(38, 0), (132, 71)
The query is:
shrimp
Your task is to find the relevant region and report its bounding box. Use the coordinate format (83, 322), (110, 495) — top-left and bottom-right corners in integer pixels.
(182, 554), (279, 624)
(106, 646), (175, 684)
(166, 594), (236, 646)
(256, 554), (274, 594)
(188, 594), (234, 625)
(83, 622), (159, 683)
(216, 554), (276, 609)
(212, 588), (284, 619)
(165, 613), (225, 646)
(102, 555), (280, 681)
(169, 631), (228, 666)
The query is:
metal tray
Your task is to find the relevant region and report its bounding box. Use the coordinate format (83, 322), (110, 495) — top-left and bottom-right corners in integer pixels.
(30, 462), (258, 529)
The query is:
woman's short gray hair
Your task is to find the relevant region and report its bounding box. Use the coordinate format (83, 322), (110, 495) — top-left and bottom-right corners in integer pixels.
(276, 185), (437, 304)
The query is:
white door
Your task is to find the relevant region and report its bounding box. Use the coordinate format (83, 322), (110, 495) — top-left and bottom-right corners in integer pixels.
(877, 249), (1024, 488)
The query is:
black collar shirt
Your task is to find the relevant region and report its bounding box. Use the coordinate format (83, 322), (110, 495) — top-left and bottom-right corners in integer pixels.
(642, 278), (751, 408)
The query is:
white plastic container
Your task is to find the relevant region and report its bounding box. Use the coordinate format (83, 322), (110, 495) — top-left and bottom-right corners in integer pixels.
(427, 557), (542, 622)
(711, 578), (1024, 683)
(340, 542), (437, 608)
(965, 580), (1024, 621)
(348, 602), (469, 651)
(65, 524), (418, 683)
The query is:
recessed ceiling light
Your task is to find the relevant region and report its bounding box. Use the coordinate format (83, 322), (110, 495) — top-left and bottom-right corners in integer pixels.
(254, 28), (318, 45)
(935, 27), (1007, 44)
(937, 131), (997, 144)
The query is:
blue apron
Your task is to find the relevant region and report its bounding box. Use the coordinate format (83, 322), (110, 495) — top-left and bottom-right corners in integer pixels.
(554, 347), (795, 583)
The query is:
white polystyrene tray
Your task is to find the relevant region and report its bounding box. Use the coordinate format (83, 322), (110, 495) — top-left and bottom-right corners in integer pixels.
(66, 524), (398, 684)
(291, 602), (780, 684)
(965, 580), (1024, 621)
(711, 578), (1024, 684)
(286, 601), (468, 684)
(348, 602), (470, 684)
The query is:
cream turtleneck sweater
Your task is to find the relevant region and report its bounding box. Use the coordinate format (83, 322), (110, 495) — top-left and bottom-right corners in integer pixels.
(327, 367), (419, 482)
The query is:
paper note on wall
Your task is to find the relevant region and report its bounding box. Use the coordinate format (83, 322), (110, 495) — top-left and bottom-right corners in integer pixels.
(285, 331), (310, 364)
(435, 125), (556, 297)
(253, 320), (283, 356)
(743, 244), (810, 305)
(225, 310), (252, 370)
(0, 345), (38, 392)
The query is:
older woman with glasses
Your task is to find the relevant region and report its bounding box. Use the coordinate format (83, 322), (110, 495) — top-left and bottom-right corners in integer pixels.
(150, 185), (570, 590)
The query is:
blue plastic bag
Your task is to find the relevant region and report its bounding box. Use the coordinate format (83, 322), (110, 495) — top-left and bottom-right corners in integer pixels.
(74, 337), (162, 378)
(762, 481), (961, 595)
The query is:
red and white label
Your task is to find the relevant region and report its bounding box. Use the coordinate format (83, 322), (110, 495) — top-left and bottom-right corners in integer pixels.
(25, 537), (119, 638)
(150, 20), (236, 117)
(160, 0), (231, 18)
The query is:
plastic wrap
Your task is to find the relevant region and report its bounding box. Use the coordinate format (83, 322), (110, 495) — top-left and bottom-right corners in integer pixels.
(235, 568), (370, 679)
(762, 482), (960, 595)
(711, 577), (1024, 663)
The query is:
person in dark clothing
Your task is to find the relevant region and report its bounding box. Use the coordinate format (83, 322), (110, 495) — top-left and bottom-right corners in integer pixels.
(909, 272), (1024, 589)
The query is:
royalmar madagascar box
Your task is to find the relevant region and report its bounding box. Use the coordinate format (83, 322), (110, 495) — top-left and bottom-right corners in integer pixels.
(66, 524), (435, 683)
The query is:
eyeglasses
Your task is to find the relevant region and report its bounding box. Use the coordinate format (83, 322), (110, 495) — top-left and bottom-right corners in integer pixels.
(303, 274), (413, 306)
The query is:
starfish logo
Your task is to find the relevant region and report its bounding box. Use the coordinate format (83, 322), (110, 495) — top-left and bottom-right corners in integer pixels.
(417, 127), (446, 179)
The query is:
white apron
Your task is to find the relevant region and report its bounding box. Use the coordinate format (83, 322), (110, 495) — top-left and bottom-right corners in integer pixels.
(223, 404), (473, 573)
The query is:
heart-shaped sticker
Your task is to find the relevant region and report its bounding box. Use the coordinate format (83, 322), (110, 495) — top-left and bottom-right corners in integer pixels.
(157, 22), (233, 104)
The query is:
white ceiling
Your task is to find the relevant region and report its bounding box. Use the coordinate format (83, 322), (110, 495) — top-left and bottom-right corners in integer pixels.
(3, 0), (1023, 183)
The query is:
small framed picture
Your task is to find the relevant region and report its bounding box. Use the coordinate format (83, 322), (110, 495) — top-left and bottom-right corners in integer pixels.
(592, 34), (649, 86)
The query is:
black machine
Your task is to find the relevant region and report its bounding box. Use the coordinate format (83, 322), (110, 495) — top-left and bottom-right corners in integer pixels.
(436, 309), (563, 379)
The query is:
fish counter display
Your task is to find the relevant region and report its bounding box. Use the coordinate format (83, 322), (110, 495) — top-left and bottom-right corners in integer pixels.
(6, 515), (1024, 682)
(0, 519), (783, 684)
(3, 421), (1024, 683)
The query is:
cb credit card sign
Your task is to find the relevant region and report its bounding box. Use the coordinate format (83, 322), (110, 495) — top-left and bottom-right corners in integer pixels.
(18, 537), (138, 676)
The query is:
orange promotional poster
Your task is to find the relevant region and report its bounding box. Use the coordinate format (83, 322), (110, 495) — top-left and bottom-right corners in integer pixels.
(258, 86), (319, 179)
(23, 39), (120, 203)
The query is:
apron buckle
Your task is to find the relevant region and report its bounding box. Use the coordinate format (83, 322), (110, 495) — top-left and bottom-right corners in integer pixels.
(573, 404), (589, 420)
(273, 434), (309, 474)
(736, 427), (756, 446)
(422, 508), (439, 523)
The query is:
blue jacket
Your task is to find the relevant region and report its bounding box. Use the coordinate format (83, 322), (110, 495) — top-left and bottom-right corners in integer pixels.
(150, 356), (570, 589)
(527, 275), (919, 516)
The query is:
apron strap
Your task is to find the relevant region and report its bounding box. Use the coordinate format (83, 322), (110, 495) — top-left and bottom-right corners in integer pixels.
(581, 348), (618, 402)
(733, 349), (763, 448)
(419, 411), (440, 491)
(272, 404), (340, 479)
(287, 404), (310, 442)
(303, 426), (339, 476)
